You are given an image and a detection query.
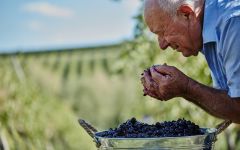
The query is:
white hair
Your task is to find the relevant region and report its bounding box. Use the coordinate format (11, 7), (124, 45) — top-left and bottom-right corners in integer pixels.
(157, 0), (199, 17)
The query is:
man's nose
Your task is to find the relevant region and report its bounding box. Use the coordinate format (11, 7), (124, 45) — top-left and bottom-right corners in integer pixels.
(158, 38), (169, 50)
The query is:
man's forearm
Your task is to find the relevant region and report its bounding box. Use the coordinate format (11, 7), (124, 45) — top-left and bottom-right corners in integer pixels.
(183, 78), (240, 123)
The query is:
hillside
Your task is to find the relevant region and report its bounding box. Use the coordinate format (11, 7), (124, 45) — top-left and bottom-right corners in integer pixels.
(0, 43), (239, 149)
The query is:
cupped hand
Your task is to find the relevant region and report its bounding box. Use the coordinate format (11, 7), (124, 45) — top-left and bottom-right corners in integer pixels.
(141, 64), (190, 101)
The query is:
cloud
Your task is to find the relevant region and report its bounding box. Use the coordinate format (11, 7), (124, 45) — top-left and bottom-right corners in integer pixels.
(27, 20), (44, 31)
(22, 2), (74, 17)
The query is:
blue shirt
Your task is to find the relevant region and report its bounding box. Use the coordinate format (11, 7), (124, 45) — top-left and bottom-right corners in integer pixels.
(202, 0), (240, 97)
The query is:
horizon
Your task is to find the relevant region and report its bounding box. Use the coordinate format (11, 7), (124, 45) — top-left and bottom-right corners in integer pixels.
(0, 41), (123, 54)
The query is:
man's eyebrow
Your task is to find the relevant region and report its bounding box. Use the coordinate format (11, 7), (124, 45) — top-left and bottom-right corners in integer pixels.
(150, 27), (157, 33)
(154, 29), (162, 34)
(152, 28), (164, 35)
(151, 25), (165, 35)
(149, 27), (156, 33)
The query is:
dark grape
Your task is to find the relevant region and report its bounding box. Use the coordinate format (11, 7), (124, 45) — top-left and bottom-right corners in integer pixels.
(96, 118), (204, 138)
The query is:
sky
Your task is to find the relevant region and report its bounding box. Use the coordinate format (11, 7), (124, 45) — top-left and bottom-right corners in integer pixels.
(0, 0), (141, 52)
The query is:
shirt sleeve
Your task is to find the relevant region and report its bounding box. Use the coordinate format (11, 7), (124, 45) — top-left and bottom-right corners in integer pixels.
(210, 70), (221, 90)
(219, 16), (240, 97)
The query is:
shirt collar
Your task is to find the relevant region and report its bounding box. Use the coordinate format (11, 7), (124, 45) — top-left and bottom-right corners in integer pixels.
(203, 0), (218, 44)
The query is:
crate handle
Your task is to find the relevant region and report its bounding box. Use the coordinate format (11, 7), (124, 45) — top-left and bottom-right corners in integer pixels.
(216, 120), (232, 135)
(78, 119), (101, 148)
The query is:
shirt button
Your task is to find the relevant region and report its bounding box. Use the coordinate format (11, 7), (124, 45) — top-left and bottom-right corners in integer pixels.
(227, 80), (232, 85)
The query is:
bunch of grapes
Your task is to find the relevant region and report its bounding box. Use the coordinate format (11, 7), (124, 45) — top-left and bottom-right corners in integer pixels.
(96, 118), (204, 138)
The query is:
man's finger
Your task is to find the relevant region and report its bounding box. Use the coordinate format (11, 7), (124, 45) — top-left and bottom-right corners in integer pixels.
(143, 88), (147, 96)
(140, 76), (145, 85)
(143, 69), (153, 90)
(145, 89), (159, 99)
(141, 77), (149, 96)
(150, 67), (164, 83)
(153, 65), (172, 75)
(147, 90), (165, 101)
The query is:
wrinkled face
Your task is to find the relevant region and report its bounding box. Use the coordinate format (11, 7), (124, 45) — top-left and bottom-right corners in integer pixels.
(144, 2), (203, 57)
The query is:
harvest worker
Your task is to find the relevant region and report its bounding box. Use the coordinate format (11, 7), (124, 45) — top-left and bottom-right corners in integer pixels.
(141, 0), (240, 123)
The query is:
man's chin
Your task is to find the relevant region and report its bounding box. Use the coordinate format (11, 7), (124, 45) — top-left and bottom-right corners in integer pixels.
(193, 52), (199, 56)
(182, 52), (191, 57)
(182, 51), (199, 57)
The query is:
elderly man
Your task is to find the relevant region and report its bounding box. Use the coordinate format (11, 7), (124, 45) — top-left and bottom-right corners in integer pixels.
(142, 0), (240, 123)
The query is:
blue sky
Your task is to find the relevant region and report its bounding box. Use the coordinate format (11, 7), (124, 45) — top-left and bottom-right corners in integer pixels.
(0, 0), (141, 52)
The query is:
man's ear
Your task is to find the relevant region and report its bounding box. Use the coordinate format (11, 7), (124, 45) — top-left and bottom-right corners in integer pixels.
(177, 5), (194, 19)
